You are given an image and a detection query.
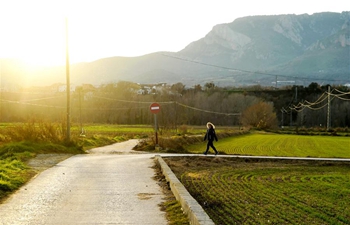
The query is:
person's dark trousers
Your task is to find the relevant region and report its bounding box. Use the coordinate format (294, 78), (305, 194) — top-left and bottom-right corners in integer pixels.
(204, 141), (218, 154)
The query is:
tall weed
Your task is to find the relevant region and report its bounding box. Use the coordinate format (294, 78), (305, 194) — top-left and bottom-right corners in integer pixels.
(4, 121), (65, 143)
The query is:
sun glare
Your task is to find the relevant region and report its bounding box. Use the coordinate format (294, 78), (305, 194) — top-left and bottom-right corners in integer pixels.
(1, 1), (73, 67)
(20, 52), (66, 67)
(1, 0), (347, 68)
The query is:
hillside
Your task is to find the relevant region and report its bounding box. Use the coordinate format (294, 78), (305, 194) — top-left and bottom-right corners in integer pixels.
(178, 12), (350, 86)
(1, 11), (349, 89)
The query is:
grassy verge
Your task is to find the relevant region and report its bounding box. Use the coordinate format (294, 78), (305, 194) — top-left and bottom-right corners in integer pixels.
(0, 141), (85, 202)
(153, 160), (189, 225)
(0, 122), (126, 202)
(164, 156), (350, 225)
(0, 158), (33, 201)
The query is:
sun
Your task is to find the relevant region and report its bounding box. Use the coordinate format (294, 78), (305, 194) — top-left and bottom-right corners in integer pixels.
(20, 52), (67, 68)
(0, 1), (75, 67)
(1, 21), (66, 67)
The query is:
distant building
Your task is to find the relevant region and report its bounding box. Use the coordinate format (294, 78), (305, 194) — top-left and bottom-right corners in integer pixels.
(136, 82), (167, 95)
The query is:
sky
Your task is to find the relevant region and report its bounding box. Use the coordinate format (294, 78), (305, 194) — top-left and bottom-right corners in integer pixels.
(0, 0), (348, 66)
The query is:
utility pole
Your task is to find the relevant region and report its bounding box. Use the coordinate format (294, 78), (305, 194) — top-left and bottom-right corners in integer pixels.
(281, 109), (284, 128)
(66, 18), (71, 141)
(174, 101), (177, 132)
(327, 86), (331, 131)
(300, 99), (304, 126)
(295, 86), (298, 127)
(275, 75), (278, 89)
(79, 87), (83, 134)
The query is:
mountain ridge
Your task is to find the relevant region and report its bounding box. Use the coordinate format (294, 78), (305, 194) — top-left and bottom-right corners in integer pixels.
(1, 11), (349, 89)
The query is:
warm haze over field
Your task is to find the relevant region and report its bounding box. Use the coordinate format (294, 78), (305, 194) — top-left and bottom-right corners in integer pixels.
(0, 0), (348, 68)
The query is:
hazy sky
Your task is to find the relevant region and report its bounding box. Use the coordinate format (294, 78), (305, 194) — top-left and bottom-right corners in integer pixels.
(0, 0), (348, 66)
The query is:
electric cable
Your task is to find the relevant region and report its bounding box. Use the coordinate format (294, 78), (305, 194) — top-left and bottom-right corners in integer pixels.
(175, 102), (241, 116)
(161, 53), (350, 83)
(287, 87), (350, 113)
(1, 99), (66, 109)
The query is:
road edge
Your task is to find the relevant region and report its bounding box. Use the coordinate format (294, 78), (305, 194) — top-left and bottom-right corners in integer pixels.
(155, 155), (215, 225)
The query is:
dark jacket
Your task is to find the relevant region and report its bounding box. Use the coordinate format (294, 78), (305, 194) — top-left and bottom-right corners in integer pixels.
(204, 128), (218, 142)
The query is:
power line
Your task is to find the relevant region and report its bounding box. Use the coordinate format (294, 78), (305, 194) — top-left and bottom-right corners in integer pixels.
(3, 89), (347, 117)
(287, 89), (350, 113)
(5, 90), (348, 115)
(333, 88), (350, 95)
(1, 96), (241, 116)
(93, 96), (241, 116)
(92, 96), (174, 105)
(161, 53), (350, 83)
(175, 102), (241, 116)
(1, 99), (66, 109)
(330, 88), (350, 101)
(20, 96), (65, 102)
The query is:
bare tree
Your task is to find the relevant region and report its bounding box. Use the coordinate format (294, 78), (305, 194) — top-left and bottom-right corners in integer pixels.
(240, 101), (278, 129)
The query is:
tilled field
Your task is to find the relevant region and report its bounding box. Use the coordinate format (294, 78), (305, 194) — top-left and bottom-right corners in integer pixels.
(163, 156), (350, 225)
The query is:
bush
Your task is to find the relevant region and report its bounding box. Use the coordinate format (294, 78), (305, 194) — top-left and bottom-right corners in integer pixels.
(240, 101), (278, 130)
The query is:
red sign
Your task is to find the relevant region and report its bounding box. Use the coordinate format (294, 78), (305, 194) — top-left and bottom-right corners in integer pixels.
(150, 102), (160, 114)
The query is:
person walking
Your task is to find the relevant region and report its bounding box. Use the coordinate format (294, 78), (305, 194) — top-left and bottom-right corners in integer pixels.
(204, 122), (218, 155)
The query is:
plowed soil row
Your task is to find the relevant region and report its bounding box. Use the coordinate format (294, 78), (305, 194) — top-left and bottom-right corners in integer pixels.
(164, 156), (350, 225)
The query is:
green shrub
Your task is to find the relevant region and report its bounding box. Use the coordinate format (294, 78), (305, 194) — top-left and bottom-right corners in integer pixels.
(0, 159), (29, 198)
(0, 142), (36, 158)
(0, 141), (83, 159)
(0, 180), (14, 192)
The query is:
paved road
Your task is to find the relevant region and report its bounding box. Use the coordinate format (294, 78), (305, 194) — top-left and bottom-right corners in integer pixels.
(0, 140), (167, 225)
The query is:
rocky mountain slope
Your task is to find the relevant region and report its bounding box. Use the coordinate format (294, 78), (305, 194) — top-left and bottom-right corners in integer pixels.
(1, 11), (349, 88)
(177, 11), (350, 86)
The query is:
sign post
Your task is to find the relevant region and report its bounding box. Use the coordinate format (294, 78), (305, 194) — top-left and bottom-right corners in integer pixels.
(150, 103), (160, 147)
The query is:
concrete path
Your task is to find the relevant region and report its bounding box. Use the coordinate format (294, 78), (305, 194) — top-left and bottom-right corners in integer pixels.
(0, 140), (167, 225)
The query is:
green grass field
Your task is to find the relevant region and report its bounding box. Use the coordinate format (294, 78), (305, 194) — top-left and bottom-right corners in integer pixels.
(188, 133), (350, 158)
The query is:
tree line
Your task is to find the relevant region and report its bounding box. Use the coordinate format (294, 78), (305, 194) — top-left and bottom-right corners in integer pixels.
(0, 81), (349, 129)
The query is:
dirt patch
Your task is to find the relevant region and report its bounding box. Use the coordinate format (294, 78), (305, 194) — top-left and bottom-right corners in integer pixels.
(137, 193), (156, 200)
(152, 159), (178, 211)
(162, 156), (230, 175)
(27, 154), (73, 172)
(152, 159), (173, 200)
(161, 156), (350, 175)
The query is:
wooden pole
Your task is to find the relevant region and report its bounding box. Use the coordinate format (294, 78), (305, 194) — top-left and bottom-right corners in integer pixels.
(66, 18), (71, 141)
(327, 86), (331, 131)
